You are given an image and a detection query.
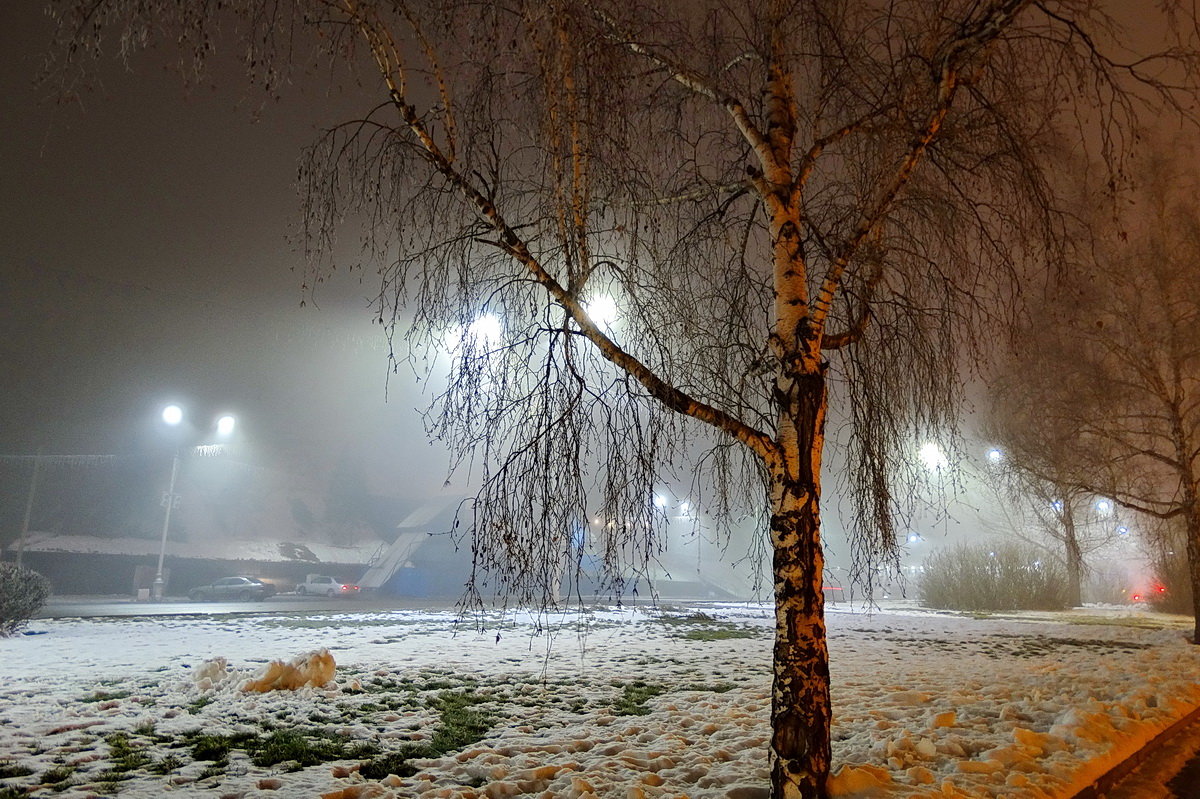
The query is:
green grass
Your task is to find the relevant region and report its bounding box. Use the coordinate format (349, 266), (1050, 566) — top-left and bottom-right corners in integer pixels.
(39, 764), (74, 785)
(105, 732), (151, 773)
(0, 788), (26, 799)
(678, 628), (760, 641)
(81, 690), (131, 703)
(359, 689), (496, 780)
(680, 681), (737, 693)
(248, 730), (378, 770)
(187, 696), (214, 714)
(148, 755), (182, 775)
(0, 762), (32, 779)
(185, 731), (259, 761)
(614, 681), (666, 716)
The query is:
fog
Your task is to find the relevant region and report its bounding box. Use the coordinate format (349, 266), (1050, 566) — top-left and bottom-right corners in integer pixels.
(0, 5), (1153, 605)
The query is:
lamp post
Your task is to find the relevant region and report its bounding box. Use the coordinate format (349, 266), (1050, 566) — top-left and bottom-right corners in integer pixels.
(150, 404), (235, 601)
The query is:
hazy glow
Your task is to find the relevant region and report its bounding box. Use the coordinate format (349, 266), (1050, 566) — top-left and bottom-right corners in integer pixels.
(1051, 500), (1064, 512)
(584, 294), (619, 327)
(162, 405), (183, 426)
(216, 415), (236, 437)
(653, 495), (667, 509)
(1095, 499), (1113, 516)
(918, 442), (947, 470)
(1117, 526), (1130, 537)
(679, 501), (691, 515)
(907, 533), (922, 544)
(986, 448), (1003, 464)
(468, 314), (503, 345)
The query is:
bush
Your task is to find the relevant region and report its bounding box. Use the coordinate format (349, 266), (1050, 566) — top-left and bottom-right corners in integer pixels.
(919, 541), (1068, 612)
(1145, 548), (1193, 615)
(0, 562), (51, 636)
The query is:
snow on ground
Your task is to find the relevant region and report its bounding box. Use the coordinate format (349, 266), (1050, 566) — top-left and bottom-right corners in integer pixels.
(1, 601), (1198, 798)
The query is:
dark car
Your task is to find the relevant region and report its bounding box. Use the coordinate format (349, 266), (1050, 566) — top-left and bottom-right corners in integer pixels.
(188, 576), (277, 602)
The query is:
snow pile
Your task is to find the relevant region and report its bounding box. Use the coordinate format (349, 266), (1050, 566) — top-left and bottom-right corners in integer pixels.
(241, 648), (337, 692)
(0, 603), (1197, 798)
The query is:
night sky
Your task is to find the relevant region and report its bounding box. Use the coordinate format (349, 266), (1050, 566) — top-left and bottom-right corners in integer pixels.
(0, 5), (451, 526)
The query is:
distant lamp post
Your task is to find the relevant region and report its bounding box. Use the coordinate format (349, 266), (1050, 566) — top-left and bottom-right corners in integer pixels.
(150, 405), (235, 601)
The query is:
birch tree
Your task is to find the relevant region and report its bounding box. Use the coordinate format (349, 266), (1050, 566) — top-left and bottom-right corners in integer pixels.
(50, 1), (1200, 795)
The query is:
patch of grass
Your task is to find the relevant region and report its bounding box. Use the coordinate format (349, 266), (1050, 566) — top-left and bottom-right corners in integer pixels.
(428, 691), (492, 753)
(359, 689), (496, 781)
(187, 696), (214, 714)
(614, 681), (666, 716)
(196, 761), (227, 781)
(248, 730), (378, 770)
(678, 628), (760, 641)
(39, 765), (74, 785)
(680, 682), (737, 693)
(357, 744), (427, 780)
(104, 733), (151, 774)
(81, 690), (131, 703)
(184, 731), (258, 761)
(134, 720), (156, 736)
(0, 762), (32, 779)
(0, 787), (26, 799)
(96, 780), (122, 795)
(148, 755), (182, 775)
(654, 612), (717, 626)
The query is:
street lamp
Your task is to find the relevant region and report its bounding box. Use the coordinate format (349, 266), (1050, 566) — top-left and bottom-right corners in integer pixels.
(150, 406), (235, 601)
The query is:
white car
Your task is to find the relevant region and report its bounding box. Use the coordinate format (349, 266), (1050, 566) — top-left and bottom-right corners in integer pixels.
(296, 574), (360, 597)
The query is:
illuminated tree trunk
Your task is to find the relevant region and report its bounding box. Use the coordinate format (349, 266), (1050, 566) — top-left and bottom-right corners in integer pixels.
(769, 366), (832, 799)
(1061, 504), (1083, 608)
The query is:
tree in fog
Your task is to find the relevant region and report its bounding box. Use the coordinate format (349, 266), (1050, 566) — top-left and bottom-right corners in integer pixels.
(987, 342), (1117, 608)
(990, 152), (1200, 639)
(51, 1), (1200, 795)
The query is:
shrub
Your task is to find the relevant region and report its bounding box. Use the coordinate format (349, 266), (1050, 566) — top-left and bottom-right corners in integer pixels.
(0, 562), (52, 636)
(919, 541), (1068, 612)
(1145, 549), (1193, 614)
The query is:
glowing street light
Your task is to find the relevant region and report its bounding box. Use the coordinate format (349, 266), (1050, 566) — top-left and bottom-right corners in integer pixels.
(151, 405), (237, 601)
(584, 294), (619, 328)
(918, 442), (948, 471)
(986, 448), (1003, 464)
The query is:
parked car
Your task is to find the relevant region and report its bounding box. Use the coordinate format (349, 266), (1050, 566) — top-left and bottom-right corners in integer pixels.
(296, 574), (361, 597)
(188, 576), (277, 602)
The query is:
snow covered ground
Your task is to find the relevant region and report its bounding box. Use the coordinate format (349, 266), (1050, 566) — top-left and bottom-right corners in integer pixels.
(1, 600), (1198, 798)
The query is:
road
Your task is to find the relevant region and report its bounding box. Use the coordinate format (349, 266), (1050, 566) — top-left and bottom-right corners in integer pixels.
(35, 593), (457, 619)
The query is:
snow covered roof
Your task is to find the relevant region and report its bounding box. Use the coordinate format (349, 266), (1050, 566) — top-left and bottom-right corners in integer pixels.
(19, 533), (385, 565)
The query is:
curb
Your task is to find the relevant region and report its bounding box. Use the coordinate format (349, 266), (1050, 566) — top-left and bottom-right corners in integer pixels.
(1069, 702), (1200, 798)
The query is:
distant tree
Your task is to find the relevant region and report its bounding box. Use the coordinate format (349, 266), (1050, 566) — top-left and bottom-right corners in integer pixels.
(992, 153), (1200, 640)
(49, 1), (1200, 795)
(986, 350), (1117, 607)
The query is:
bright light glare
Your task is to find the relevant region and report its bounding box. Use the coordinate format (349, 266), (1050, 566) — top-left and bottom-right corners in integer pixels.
(1117, 526), (1130, 537)
(584, 294), (619, 327)
(986, 448), (1003, 464)
(907, 533), (921, 544)
(679, 501), (691, 515)
(653, 495), (667, 509)
(468, 314), (503, 344)
(162, 405), (183, 426)
(918, 442), (948, 471)
(1095, 499), (1113, 516)
(216, 415), (236, 437)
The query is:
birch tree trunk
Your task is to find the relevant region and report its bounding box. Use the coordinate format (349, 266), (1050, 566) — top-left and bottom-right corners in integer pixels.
(769, 366), (831, 797)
